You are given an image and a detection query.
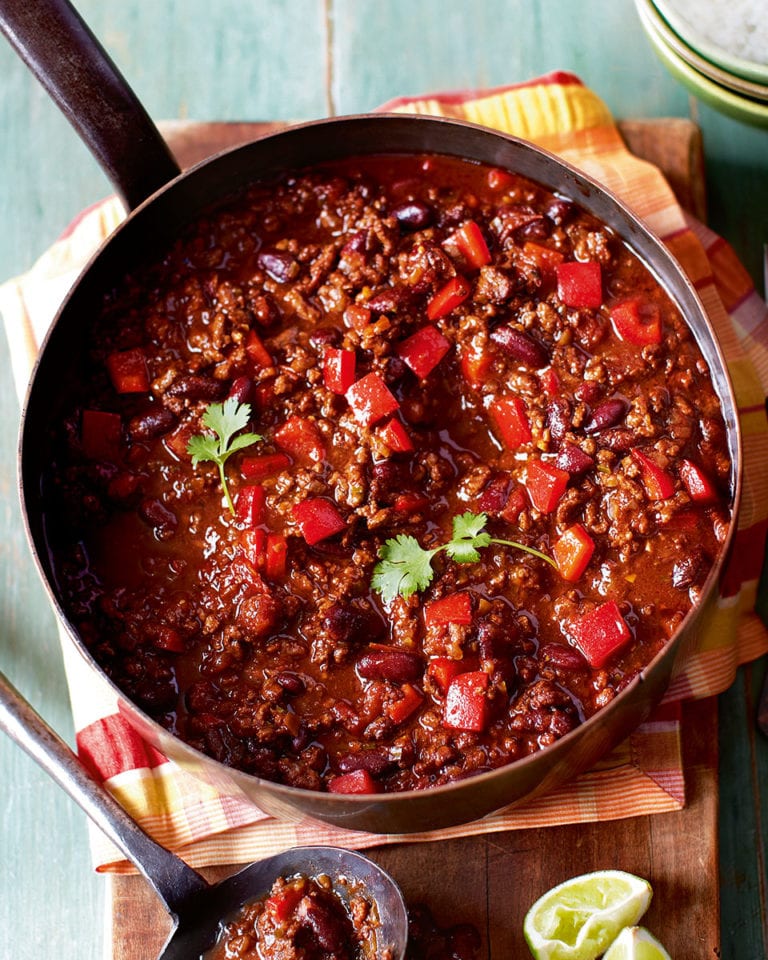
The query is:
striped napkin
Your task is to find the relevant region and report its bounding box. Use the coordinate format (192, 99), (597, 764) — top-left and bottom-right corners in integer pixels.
(2, 72), (767, 873)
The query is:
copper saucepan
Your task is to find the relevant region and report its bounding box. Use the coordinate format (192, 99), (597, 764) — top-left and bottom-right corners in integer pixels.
(3, 0), (742, 832)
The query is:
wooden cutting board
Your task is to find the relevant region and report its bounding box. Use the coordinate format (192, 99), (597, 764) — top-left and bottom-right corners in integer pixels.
(108, 118), (716, 959)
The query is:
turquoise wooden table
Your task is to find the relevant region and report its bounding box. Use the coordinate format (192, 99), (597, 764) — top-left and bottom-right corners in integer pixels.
(1, 2), (766, 958)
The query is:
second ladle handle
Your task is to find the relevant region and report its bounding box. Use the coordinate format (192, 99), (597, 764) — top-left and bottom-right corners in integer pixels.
(0, 669), (209, 918)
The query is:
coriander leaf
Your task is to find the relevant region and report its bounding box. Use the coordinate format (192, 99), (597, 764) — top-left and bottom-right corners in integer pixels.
(452, 511), (491, 543)
(372, 534), (437, 604)
(445, 510), (492, 562)
(444, 539), (483, 565)
(202, 396), (251, 443)
(371, 509), (556, 602)
(187, 434), (220, 467)
(187, 399), (262, 515)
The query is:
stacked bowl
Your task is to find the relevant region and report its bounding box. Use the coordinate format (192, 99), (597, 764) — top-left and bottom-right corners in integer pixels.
(635, 0), (768, 127)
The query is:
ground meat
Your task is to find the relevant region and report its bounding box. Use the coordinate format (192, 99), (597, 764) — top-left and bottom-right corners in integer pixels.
(46, 152), (732, 796)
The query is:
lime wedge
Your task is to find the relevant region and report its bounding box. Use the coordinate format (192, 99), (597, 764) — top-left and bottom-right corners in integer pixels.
(603, 926), (672, 960)
(523, 870), (653, 960)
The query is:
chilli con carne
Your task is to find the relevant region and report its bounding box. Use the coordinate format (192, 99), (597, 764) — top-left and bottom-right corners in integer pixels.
(46, 153), (732, 794)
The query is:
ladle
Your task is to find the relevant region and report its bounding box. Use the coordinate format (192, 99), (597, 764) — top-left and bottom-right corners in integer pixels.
(0, 669), (409, 959)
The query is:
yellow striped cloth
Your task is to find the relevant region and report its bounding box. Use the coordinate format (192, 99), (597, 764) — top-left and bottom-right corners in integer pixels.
(2, 72), (766, 872)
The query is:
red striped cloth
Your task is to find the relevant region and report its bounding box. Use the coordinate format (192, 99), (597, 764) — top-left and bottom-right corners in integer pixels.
(2, 72), (766, 872)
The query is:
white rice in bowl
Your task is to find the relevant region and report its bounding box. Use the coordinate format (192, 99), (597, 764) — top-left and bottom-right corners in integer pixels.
(661, 0), (767, 68)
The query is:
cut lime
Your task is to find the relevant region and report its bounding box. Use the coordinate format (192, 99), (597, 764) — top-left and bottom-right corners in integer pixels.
(523, 869), (653, 960)
(603, 926), (672, 960)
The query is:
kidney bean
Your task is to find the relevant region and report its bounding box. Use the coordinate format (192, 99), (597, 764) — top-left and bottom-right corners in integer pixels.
(672, 550), (707, 589)
(249, 291), (280, 327)
(540, 642), (588, 670)
(298, 896), (349, 955)
(370, 459), (409, 502)
(165, 374), (226, 401)
(323, 602), (384, 644)
(547, 397), (572, 443)
(391, 199), (433, 230)
(555, 442), (595, 475)
(226, 375), (254, 405)
(139, 497), (178, 535)
(574, 381), (601, 404)
(308, 326), (342, 351)
(584, 398), (628, 433)
(337, 747), (394, 776)
(477, 473), (512, 515)
(598, 427), (637, 453)
(516, 217), (550, 241)
(256, 249), (299, 283)
(357, 648), (423, 683)
(366, 285), (409, 313)
(128, 406), (177, 440)
(545, 197), (574, 225)
(275, 672), (305, 696)
(490, 325), (548, 367)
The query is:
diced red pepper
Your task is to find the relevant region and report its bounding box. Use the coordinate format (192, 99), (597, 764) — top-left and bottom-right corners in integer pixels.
(632, 448), (675, 500)
(556, 260), (603, 308)
(426, 276), (471, 320)
(455, 220), (492, 269)
(346, 372), (400, 427)
(106, 348), (149, 394)
(679, 458), (718, 504)
(488, 395), (532, 449)
(424, 592), (473, 628)
(265, 884), (305, 922)
(396, 325), (451, 379)
(385, 683), (424, 725)
(241, 528), (267, 568)
(443, 671), (490, 732)
(81, 409), (122, 461)
(328, 768), (380, 794)
(235, 485), (266, 526)
(151, 625), (186, 654)
(427, 657), (463, 695)
(569, 600), (631, 668)
(378, 416), (414, 454)
(539, 366), (560, 398)
(245, 329), (273, 369)
(323, 347), (356, 395)
(610, 298), (662, 346)
(165, 423), (194, 460)
(552, 523), (595, 582)
(393, 493), (430, 514)
(487, 167), (515, 191)
(501, 486), (528, 524)
(524, 459), (570, 514)
(265, 533), (288, 579)
(253, 379), (276, 411)
(274, 416), (326, 462)
(241, 452), (291, 481)
(460, 341), (492, 389)
(521, 241), (564, 281)
(292, 497), (347, 545)
(343, 303), (372, 330)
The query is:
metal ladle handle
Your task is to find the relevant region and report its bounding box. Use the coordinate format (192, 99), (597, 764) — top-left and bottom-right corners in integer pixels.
(0, 669), (209, 918)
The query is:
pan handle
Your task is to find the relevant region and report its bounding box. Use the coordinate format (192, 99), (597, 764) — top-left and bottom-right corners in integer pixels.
(0, 0), (181, 210)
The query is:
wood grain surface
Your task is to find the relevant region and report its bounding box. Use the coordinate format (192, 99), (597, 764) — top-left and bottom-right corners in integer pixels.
(106, 115), (719, 960)
(110, 697), (718, 959)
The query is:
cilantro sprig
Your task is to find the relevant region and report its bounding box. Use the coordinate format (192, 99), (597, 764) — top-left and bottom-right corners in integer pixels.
(187, 399), (262, 515)
(371, 511), (555, 604)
